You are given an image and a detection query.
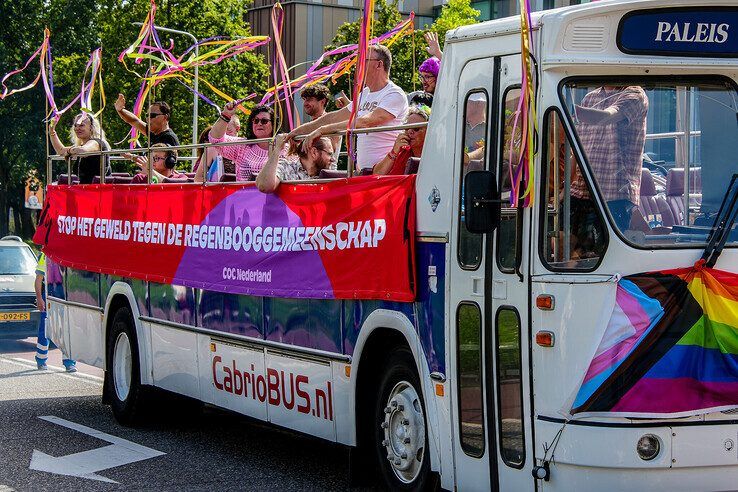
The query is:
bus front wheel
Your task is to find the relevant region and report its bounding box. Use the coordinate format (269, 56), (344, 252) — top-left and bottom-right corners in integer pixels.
(105, 306), (148, 425)
(374, 348), (431, 491)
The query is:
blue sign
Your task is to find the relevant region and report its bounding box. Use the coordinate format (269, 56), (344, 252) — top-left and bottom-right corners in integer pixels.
(618, 8), (738, 57)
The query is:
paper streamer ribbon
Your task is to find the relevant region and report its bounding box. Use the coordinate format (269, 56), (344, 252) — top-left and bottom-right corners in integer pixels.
(259, 14), (414, 107)
(508, 0), (537, 208)
(0, 28), (105, 121)
(270, 3), (297, 130)
(119, 0), (269, 145)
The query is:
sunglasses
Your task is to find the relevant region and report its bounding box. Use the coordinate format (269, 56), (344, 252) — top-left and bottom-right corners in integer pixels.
(253, 117), (272, 125)
(419, 74), (436, 82)
(149, 112), (164, 118)
(153, 156), (166, 162)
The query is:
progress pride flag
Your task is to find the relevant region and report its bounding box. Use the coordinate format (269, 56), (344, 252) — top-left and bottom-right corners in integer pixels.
(34, 176), (417, 301)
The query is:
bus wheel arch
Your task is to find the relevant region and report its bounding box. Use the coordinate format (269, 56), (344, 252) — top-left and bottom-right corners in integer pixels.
(352, 316), (439, 490)
(102, 287), (152, 424)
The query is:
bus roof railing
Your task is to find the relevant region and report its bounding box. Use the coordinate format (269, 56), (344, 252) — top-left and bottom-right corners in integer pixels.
(45, 121), (428, 184)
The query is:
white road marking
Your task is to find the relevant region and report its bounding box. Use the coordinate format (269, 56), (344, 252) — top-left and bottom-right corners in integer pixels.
(30, 416), (165, 483)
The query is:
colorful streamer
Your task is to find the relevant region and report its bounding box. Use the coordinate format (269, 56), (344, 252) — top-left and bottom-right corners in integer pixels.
(270, 3), (297, 130)
(0, 28), (105, 121)
(119, 0), (269, 145)
(259, 15), (414, 107)
(509, 0), (537, 207)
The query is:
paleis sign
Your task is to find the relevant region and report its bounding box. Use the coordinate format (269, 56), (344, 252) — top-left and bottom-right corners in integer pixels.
(618, 8), (738, 57)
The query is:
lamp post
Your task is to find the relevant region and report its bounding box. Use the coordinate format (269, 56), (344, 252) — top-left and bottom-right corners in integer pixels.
(133, 22), (199, 157)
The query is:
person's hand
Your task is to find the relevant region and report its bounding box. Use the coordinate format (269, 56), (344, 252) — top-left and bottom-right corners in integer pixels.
(335, 94), (350, 109)
(48, 118), (58, 135)
(304, 129), (322, 150)
(222, 100), (238, 118)
(392, 133), (410, 154)
(37, 298), (45, 312)
(134, 155), (149, 175)
(272, 133), (288, 152)
(114, 93), (126, 113)
(424, 32), (442, 59)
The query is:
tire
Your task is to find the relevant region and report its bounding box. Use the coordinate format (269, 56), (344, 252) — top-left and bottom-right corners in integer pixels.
(374, 347), (431, 491)
(104, 306), (149, 425)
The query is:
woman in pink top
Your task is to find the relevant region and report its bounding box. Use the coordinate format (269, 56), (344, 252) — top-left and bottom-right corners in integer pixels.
(209, 103), (275, 181)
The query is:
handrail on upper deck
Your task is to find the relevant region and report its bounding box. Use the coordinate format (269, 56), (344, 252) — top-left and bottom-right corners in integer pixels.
(46, 121), (428, 185)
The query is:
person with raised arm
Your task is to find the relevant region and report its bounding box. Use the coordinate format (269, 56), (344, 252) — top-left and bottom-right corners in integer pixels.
(114, 94), (179, 147)
(210, 102), (277, 181)
(288, 45), (408, 172)
(48, 113), (111, 184)
(256, 133), (335, 193)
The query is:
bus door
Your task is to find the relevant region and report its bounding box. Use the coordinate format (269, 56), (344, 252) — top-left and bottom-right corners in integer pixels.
(449, 57), (497, 491)
(488, 53), (534, 491)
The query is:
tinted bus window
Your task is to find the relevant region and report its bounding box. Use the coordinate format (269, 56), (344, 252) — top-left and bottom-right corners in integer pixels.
(457, 302), (485, 457)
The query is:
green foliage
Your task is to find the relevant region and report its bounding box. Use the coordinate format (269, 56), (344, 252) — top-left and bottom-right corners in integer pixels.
(325, 0), (479, 97)
(0, 0), (269, 237)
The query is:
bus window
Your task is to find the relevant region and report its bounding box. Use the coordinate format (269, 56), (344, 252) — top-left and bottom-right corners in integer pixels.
(457, 302), (485, 457)
(560, 79), (738, 248)
(497, 87), (522, 272)
(496, 307), (524, 468)
(458, 91), (488, 270)
(541, 110), (607, 270)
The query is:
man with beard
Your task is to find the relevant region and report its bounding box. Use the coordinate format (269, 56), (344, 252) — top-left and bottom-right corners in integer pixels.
(256, 133), (335, 192)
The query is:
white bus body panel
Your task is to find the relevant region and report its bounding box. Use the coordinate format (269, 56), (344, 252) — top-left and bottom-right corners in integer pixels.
(151, 324), (200, 399)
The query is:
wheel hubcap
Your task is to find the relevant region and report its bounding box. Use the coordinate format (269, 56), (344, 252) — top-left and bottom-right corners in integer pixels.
(113, 332), (132, 402)
(381, 380), (426, 484)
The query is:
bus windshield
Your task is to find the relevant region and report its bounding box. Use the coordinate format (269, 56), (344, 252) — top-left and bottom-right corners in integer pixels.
(560, 78), (738, 248)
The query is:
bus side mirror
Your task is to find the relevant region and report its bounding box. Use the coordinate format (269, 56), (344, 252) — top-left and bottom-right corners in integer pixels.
(464, 170), (501, 234)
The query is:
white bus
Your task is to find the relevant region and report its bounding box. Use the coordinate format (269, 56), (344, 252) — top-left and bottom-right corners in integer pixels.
(44, 0), (738, 490)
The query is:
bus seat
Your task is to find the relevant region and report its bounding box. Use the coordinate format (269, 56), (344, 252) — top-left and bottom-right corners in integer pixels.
(467, 159), (484, 172)
(666, 168), (702, 225)
(111, 172), (131, 177)
(405, 157), (421, 174)
(319, 169), (348, 179)
(359, 168), (373, 176)
(162, 176), (189, 183)
(219, 173), (237, 182)
(57, 174), (79, 185)
(110, 175), (134, 184)
(185, 172), (197, 179)
(91, 176), (101, 184)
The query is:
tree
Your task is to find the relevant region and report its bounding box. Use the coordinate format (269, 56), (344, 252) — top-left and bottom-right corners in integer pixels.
(324, 0), (479, 98)
(0, 0), (270, 238)
(0, 0), (99, 238)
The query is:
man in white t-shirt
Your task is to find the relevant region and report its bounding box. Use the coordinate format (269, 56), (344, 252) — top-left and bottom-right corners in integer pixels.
(287, 45), (408, 171)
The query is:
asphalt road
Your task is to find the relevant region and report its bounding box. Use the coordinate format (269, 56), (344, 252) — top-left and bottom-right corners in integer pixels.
(0, 339), (367, 492)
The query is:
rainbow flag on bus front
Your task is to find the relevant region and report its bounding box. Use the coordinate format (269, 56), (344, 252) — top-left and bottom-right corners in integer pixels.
(571, 264), (738, 418)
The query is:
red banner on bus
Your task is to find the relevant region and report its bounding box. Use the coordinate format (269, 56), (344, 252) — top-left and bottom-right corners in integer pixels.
(34, 176), (417, 301)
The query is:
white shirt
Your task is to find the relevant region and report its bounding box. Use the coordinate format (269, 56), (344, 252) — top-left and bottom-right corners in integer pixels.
(355, 81), (408, 170)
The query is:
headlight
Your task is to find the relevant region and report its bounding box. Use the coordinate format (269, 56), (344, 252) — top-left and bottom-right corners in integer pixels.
(636, 434), (661, 461)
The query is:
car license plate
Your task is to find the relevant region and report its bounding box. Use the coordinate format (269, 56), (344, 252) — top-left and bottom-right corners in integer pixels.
(0, 312), (31, 322)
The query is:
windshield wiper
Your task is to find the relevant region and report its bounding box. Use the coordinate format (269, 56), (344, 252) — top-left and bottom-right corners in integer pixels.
(701, 173), (738, 268)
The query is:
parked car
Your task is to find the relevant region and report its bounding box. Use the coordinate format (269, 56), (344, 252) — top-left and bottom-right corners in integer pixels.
(0, 236), (39, 339)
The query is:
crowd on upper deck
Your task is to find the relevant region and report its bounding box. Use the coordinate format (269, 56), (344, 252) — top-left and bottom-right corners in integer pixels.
(49, 33), (446, 191)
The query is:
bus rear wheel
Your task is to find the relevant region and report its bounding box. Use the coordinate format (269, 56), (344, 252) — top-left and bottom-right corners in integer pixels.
(374, 348), (430, 491)
(105, 306), (148, 425)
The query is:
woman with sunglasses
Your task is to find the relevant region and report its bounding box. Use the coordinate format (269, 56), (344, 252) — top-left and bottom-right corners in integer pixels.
(49, 112), (110, 184)
(372, 105), (430, 175)
(209, 102), (278, 181)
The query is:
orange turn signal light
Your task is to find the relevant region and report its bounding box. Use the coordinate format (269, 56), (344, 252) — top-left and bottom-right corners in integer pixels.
(535, 331), (555, 347)
(344, 365), (351, 378)
(536, 294), (555, 311)
(435, 383), (445, 397)
(209, 342), (216, 352)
